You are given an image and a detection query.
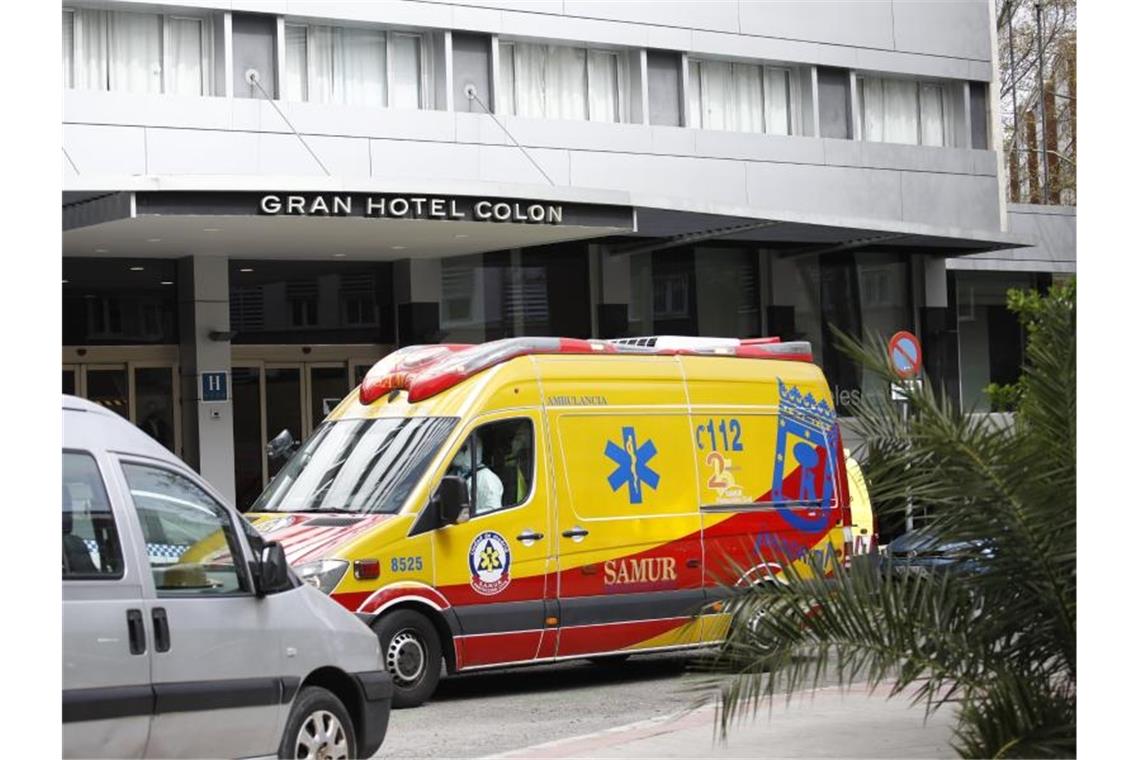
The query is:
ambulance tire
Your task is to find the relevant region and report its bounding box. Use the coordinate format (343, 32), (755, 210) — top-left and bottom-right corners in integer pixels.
(374, 609), (442, 709)
(587, 654), (631, 666)
(278, 686), (357, 760)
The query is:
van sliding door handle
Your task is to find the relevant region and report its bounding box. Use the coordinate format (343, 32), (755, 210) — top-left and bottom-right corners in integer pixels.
(126, 609), (146, 655)
(152, 607), (170, 653)
(516, 530), (544, 543)
(562, 527), (589, 541)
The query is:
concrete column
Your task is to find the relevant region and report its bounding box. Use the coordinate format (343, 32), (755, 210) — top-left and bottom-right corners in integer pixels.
(394, 258), (442, 345)
(917, 255), (960, 409)
(596, 247), (631, 338)
(177, 256), (236, 503)
(923, 255), (949, 308)
(766, 251), (800, 340)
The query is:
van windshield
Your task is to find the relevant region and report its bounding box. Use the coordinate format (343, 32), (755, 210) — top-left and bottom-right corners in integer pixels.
(252, 417), (457, 514)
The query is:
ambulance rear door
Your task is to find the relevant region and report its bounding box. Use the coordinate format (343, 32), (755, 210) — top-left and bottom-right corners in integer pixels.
(683, 358), (845, 643)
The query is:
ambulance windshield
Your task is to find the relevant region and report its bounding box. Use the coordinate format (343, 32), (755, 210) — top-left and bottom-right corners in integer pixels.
(252, 416), (457, 514)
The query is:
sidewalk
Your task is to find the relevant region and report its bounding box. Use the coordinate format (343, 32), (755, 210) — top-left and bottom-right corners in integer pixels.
(484, 683), (956, 759)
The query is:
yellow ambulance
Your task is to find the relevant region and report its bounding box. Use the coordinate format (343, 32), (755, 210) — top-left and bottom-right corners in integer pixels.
(247, 336), (858, 707)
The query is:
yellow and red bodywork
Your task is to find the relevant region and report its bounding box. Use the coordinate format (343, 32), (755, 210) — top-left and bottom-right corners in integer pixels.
(249, 349), (851, 672)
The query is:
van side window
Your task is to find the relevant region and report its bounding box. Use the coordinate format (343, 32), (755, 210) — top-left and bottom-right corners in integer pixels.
(121, 462), (250, 596)
(445, 418), (534, 517)
(63, 451), (124, 579)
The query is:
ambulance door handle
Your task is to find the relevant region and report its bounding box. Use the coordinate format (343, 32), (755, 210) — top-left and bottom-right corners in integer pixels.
(517, 530), (544, 544)
(562, 527), (589, 542)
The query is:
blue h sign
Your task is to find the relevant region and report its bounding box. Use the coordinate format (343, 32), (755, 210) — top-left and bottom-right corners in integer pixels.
(201, 372), (228, 402)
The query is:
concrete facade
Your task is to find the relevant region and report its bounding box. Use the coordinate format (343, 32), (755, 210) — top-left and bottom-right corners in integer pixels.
(62, 0), (1069, 502)
(64, 0), (1006, 243)
(952, 204), (1076, 273)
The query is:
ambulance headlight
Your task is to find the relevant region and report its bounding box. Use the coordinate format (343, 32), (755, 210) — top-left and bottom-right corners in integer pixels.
(295, 559), (348, 595)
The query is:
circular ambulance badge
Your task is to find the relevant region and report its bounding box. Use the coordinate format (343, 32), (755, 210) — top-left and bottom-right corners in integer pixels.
(468, 531), (512, 596)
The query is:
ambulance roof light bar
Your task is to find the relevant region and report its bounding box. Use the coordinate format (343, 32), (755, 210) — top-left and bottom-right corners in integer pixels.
(359, 335), (812, 405)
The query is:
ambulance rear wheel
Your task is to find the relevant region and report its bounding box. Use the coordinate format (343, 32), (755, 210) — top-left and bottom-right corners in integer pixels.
(374, 609), (441, 709)
(587, 653), (631, 666)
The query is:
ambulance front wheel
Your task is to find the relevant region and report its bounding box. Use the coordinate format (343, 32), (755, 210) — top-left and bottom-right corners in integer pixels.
(374, 609), (442, 709)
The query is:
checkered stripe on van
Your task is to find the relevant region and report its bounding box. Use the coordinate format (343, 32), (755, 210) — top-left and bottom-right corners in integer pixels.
(83, 538), (189, 563)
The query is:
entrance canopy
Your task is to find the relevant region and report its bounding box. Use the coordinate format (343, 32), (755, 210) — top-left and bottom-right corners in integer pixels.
(63, 187), (1026, 260)
(63, 190), (636, 260)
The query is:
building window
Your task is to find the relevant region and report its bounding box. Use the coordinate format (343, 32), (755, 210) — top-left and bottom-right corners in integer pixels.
(62, 10), (74, 88)
(284, 24), (430, 109)
(629, 247), (759, 338)
(954, 271), (1043, 411)
(229, 261), (394, 344)
(286, 281), (319, 327)
(499, 42), (626, 122)
(438, 246), (591, 343)
(63, 258), (179, 345)
(653, 274), (690, 319)
(687, 59), (796, 135)
(777, 251), (912, 412)
(341, 273), (379, 326)
(63, 8), (215, 96)
(858, 76), (948, 147)
(441, 258), (481, 329)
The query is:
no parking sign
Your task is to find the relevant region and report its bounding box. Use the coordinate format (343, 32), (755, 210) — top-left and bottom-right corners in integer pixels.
(888, 331), (922, 379)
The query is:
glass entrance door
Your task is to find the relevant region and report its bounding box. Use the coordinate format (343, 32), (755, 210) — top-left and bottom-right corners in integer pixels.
(86, 366), (130, 419)
(63, 366), (77, 395)
(232, 367), (266, 512)
(266, 365), (303, 480)
(62, 358), (181, 456)
(133, 366), (177, 453)
(308, 364), (349, 431)
(230, 358), (367, 510)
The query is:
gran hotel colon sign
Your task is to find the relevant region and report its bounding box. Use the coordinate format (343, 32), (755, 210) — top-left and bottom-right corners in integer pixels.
(259, 193), (565, 224)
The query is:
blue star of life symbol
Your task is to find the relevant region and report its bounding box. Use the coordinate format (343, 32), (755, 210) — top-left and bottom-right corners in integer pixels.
(605, 426), (660, 504)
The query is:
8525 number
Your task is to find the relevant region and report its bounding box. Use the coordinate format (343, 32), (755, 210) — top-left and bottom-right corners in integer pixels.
(390, 556), (424, 573)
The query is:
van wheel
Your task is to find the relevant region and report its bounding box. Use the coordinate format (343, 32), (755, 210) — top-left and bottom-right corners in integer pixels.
(278, 686), (356, 760)
(588, 653), (631, 666)
(374, 609), (442, 708)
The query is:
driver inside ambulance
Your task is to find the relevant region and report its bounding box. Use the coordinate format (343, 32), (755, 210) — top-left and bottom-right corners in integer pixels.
(448, 438), (503, 518)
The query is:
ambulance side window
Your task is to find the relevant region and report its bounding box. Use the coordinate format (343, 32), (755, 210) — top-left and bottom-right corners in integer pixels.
(446, 418), (535, 517)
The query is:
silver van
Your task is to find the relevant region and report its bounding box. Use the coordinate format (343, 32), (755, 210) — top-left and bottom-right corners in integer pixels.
(62, 396), (393, 759)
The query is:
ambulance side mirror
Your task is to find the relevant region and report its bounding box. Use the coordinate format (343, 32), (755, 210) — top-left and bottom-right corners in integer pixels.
(267, 429), (297, 462)
(433, 475), (469, 526)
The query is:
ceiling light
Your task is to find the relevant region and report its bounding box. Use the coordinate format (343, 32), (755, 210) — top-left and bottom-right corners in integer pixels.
(239, 267), (254, 273)
(129, 266), (145, 272)
(94, 248), (108, 253)
(203, 227), (221, 232)
(391, 245), (406, 251)
(146, 238), (162, 243)
(333, 253), (347, 258)
(454, 234), (469, 239)
(160, 280), (174, 285)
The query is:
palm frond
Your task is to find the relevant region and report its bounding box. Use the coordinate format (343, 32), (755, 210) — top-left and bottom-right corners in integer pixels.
(698, 282), (1076, 758)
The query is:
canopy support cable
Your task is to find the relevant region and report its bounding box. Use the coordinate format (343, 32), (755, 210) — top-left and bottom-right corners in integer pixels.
(246, 69), (331, 177)
(463, 84), (555, 187)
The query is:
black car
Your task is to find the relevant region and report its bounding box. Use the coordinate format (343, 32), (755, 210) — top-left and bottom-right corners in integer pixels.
(882, 529), (994, 577)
